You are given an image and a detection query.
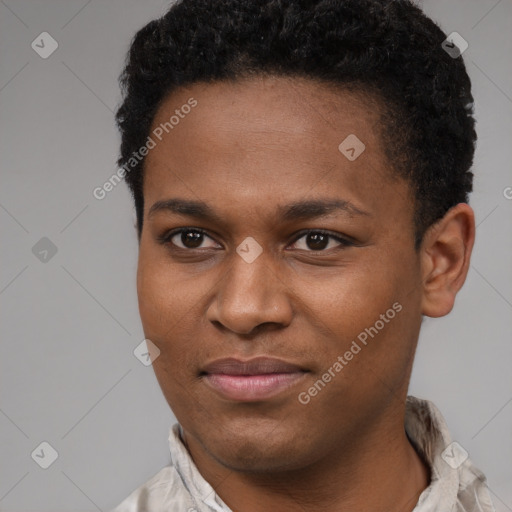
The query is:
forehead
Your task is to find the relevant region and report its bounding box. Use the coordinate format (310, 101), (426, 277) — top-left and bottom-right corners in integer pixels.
(148, 75), (383, 158)
(142, 76), (411, 227)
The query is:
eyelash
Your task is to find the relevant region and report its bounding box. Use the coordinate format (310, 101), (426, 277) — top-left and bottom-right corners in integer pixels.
(157, 227), (355, 252)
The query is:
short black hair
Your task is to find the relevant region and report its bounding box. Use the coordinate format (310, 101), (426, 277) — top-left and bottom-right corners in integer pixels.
(116, 0), (476, 247)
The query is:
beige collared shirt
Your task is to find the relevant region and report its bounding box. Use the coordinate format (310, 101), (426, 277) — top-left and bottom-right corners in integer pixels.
(111, 395), (496, 512)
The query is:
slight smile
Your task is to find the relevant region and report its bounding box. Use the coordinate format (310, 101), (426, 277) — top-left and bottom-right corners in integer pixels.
(201, 357), (309, 402)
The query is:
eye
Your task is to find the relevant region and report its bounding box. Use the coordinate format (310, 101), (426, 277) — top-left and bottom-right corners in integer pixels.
(158, 228), (353, 252)
(289, 230), (353, 251)
(159, 228), (220, 250)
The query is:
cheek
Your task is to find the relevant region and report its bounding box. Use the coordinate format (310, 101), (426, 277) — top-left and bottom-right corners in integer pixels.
(301, 252), (420, 372)
(137, 247), (192, 332)
(136, 248), (215, 372)
(136, 251), (204, 409)
(297, 260), (400, 334)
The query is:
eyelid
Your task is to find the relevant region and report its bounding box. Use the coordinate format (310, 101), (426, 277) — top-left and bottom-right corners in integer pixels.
(158, 227), (354, 252)
(157, 227), (221, 248)
(288, 229), (355, 250)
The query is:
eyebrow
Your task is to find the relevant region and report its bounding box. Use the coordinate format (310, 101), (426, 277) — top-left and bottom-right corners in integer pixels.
(147, 198), (370, 222)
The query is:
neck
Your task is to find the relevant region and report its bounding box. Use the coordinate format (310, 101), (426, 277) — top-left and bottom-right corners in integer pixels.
(182, 408), (430, 512)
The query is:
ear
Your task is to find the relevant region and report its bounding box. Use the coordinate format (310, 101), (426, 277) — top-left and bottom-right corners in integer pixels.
(420, 203), (475, 318)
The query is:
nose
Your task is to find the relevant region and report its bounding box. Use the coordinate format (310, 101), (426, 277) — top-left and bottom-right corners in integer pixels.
(206, 250), (293, 335)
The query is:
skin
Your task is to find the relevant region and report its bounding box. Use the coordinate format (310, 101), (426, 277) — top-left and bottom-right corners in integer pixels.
(136, 76), (475, 511)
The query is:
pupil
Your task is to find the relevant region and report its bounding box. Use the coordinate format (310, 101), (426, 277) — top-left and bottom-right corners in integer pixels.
(182, 231), (203, 248)
(307, 232), (328, 250)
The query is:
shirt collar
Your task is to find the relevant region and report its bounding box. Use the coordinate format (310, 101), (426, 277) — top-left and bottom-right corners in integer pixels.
(404, 396), (495, 512)
(167, 396), (495, 512)
(168, 423), (231, 512)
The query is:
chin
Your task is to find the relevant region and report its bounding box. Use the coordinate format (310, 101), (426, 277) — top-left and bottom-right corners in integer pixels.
(213, 443), (306, 473)
(198, 420), (315, 473)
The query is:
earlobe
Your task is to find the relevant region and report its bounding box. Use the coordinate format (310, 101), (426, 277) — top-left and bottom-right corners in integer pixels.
(420, 203), (475, 318)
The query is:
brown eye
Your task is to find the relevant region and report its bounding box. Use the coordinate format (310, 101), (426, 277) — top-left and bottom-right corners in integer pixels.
(290, 230), (352, 252)
(305, 232), (329, 250)
(180, 230), (204, 248)
(162, 228), (219, 250)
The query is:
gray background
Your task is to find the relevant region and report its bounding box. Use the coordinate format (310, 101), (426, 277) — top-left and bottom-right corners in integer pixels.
(0, 0), (511, 510)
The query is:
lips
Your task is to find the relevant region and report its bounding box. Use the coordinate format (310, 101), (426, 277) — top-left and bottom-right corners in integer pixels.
(202, 357), (305, 375)
(201, 357), (308, 401)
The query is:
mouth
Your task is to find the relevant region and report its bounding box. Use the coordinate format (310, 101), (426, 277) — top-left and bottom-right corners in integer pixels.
(200, 357), (308, 402)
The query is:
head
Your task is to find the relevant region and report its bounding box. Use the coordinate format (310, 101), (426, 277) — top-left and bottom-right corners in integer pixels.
(116, 0), (476, 473)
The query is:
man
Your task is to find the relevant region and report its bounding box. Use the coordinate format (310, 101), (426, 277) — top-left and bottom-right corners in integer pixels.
(112, 0), (495, 510)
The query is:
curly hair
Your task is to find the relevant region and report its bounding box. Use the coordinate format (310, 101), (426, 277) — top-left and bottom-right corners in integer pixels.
(115, 0), (476, 248)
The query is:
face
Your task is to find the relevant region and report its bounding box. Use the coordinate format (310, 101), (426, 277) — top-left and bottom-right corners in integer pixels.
(137, 76), (425, 472)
